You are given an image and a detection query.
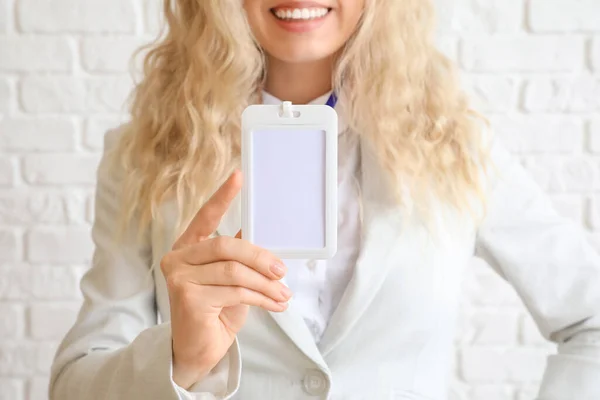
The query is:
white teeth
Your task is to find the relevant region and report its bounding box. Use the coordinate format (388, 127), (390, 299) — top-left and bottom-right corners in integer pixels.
(273, 7), (330, 21)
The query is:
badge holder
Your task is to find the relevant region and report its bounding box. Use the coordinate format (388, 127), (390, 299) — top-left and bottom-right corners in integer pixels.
(241, 101), (338, 259)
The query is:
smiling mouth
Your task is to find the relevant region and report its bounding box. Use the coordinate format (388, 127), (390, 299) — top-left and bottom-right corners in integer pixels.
(270, 7), (332, 21)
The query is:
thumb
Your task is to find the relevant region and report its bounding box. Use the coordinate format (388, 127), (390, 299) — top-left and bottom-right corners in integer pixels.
(173, 170), (242, 249)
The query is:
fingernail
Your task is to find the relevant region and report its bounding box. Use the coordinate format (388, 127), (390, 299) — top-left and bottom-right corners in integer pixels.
(270, 262), (286, 278)
(277, 302), (289, 310)
(280, 285), (293, 299)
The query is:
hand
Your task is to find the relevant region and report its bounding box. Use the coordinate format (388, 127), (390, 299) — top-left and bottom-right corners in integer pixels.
(160, 170), (291, 389)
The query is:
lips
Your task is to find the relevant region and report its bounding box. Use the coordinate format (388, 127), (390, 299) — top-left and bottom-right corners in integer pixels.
(268, 1), (333, 33)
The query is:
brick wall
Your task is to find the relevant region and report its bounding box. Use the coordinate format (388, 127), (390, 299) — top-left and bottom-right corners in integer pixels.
(0, 0), (599, 399)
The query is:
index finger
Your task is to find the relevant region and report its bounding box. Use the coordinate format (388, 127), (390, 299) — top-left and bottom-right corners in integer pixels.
(174, 170), (242, 249)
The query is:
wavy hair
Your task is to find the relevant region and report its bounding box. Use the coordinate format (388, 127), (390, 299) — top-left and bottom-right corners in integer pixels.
(113, 0), (490, 239)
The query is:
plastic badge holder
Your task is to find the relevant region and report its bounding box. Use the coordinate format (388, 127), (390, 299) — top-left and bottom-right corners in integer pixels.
(241, 101), (338, 259)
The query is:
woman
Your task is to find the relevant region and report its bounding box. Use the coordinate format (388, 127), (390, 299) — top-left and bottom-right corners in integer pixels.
(50, 0), (600, 399)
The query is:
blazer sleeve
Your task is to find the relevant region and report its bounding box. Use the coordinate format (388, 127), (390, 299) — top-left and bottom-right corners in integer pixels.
(475, 134), (600, 400)
(49, 128), (241, 400)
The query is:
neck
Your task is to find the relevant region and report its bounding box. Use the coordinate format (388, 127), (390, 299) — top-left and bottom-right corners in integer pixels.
(264, 55), (335, 104)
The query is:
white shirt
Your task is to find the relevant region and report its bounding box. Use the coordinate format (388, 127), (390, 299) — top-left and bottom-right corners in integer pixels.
(262, 91), (362, 343)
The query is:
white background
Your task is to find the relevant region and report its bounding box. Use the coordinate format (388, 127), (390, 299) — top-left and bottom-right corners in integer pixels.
(0, 0), (599, 399)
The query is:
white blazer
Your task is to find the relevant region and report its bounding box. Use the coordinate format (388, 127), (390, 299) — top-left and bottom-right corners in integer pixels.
(50, 127), (600, 400)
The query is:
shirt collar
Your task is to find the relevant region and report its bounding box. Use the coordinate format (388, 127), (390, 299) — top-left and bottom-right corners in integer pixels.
(261, 90), (333, 106)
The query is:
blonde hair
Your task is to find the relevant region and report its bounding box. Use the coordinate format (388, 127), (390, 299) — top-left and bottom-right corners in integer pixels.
(114, 0), (490, 239)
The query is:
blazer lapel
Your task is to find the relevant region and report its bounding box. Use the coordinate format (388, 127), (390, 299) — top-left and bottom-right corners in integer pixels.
(318, 137), (408, 356)
(267, 301), (328, 370)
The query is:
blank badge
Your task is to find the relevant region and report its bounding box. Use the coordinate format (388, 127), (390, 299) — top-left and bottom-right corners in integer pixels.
(241, 101), (338, 259)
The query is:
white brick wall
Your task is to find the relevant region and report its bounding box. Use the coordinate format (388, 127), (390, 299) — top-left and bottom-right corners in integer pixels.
(0, 1), (598, 399)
